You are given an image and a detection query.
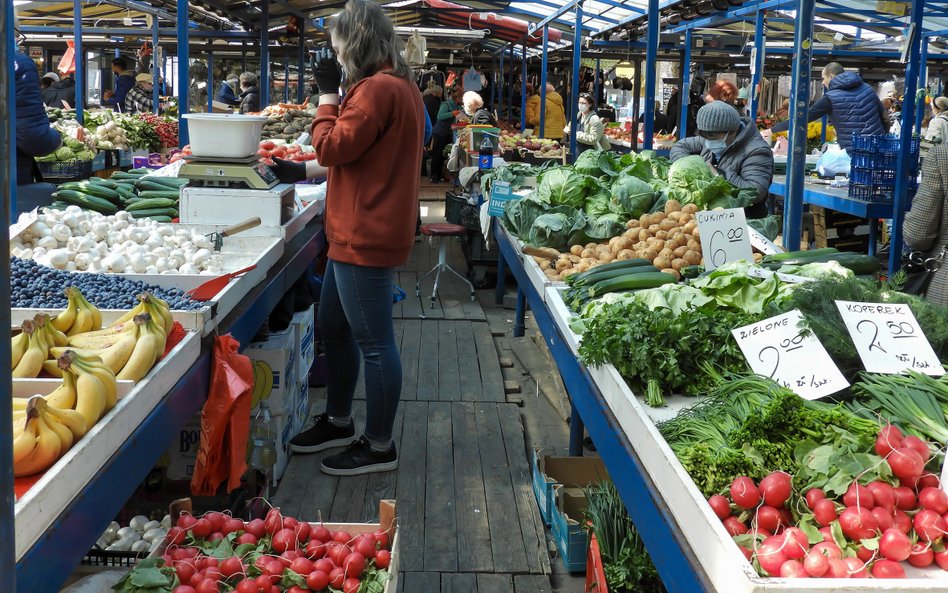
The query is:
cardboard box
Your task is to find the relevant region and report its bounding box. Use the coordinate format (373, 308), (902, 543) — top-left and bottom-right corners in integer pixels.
(291, 305), (315, 377)
(180, 185), (296, 227)
(531, 454), (608, 572)
(164, 413), (202, 481)
(292, 375), (311, 436)
(246, 328), (298, 416)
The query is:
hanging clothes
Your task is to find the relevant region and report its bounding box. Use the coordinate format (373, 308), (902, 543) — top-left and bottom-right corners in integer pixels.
(405, 31), (427, 68)
(419, 68), (445, 92)
(463, 67), (482, 91)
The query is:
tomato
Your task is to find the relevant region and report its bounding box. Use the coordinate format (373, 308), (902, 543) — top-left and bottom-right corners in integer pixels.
(191, 518), (213, 538)
(307, 570), (331, 590)
(315, 558), (334, 573)
(235, 580), (258, 593)
(271, 147), (287, 159)
(264, 508), (284, 535)
(236, 533), (258, 546)
(220, 556), (244, 578)
(177, 515), (198, 531)
(707, 495), (731, 520)
(354, 535), (377, 560)
(375, 549), (392, 569)
(329, 567), (345, 589)
(205, 512), (226, 533)
(343, 577), (361, 593)
(260, 141), (276, 151)
(245, 518), (266, 539)
(290, 557), (315, 575)
(257, 149), (270, 157)
(871, 559), (905, 579)
(195, 579), (219, 593)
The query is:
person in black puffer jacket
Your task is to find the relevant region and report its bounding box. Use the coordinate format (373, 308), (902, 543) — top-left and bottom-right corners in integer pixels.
(768, 63), (887, 151)
(42, 72), (76, 108)
(15, 50), (62, 211)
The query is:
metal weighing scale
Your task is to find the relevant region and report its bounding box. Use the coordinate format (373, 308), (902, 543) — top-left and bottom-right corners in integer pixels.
(178, 154), (280, 190)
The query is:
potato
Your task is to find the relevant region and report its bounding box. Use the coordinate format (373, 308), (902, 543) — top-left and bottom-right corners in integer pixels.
(652, 239), (666, 252)
(570, 245), (583, 256)
(665, 240), (680, 251)
(682, 203), (698, 214)
(649, 212), (665, 226)
(687, 239), (702, 252)
(638, 229), (650, 242)
(585, 242), (598, 251)
(569, 254), (582, 263)
(562, 268), (580, 279)
(683, 250), (701, 265)
(668, 211), (683, 222)
(670, 231), (686, 245)
(539, 259), (552, 271)
(661, 268), (682, 280)
(555, 258), (571, 271)
(544, 269), (558, 279)
(643, 247), (659, 261)
(754, 252), (764, 263)
(639, 213), (651, 227)
(573, 262), (589, 273)
(599, 253), (615, 263)
(653, 256), (671, 270)
(691, 227), (701, 240)
(623, 229), (638, 240)
(655, 230), (669, 240)
(679, 213), (693, 224)
(596, 244), (611, 254)
(660, 218), (678, 232)
(634, 241), (647, 251)
(648, 224), (661, 235)
(617, 249), (636, 260)
(671, 258), (687, 271)
(664, 199), (682, 214)
(673, 246), (688, 258)
(609, 236), (622, 248)
(682, 220), (698, 235)
(659, 247), (674, 260)
(581, 248), (595, 259)
(628, 220), (640, 229)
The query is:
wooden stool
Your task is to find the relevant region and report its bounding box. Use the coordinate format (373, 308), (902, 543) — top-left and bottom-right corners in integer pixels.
(416, 223), (475, 308)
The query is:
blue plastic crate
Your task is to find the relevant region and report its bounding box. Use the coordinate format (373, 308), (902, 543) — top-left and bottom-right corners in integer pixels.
(850, 150), (898, 169)
(850, 167), (896, 187)
(848, 183), (892, 201)
(851, 134), (920, 155)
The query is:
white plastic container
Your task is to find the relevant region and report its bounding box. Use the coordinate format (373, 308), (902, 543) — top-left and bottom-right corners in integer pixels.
(181, 113), (270, 158)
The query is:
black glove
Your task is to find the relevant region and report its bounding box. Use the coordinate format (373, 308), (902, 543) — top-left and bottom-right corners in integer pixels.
(270, 157), (307, 184)
(312, 48), (343, 95)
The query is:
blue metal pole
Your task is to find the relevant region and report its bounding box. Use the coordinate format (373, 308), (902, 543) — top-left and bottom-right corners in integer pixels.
(507, 45), (515, 122)
(73, 0), (84, 123)
(520, 44), (527, 131)
(539, 26), (549, 138)
(297, 21), (305, 104)
(915, 41), (928, 134)
(749, 8), (765, 120)
(261, 0), (270, 108)
(1, 3), (16, 587)
(890, 0), (924, 274)
(152, 17), (159, 114)
(498, 53), (504, 113)
(642, 0), (659, 148)
(207, 52), (214, 113)
(569, 4), (583, 159)
(783, 0), (816, 252)
(679, 29), (692, 140)
(178, 0), (190, 147)
(593, 58), (601, 107)
(284, 61), (289, 104)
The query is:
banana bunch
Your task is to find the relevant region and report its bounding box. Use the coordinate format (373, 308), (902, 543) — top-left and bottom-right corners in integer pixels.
(12, 315), (68, 378)
(52, 286), (103, 337)
(11, 351), (117, 477)
(250, 360), (274, 408)
(45, 293), (173, 382)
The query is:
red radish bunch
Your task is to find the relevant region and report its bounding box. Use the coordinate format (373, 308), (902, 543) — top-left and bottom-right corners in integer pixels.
(256, 141), (317, 166)
(161, 507), (393, 593)
(705, 427), (948, 579)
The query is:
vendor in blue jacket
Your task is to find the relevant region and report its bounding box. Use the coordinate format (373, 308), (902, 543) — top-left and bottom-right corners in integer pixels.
(101, 57), (136, 111)
(767, 63), (888, 151)
(14, 50), (62, 212)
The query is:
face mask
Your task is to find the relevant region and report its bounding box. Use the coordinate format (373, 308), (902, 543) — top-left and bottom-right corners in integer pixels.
(705, 138), (728, 157)
(579, 104), (590, 113)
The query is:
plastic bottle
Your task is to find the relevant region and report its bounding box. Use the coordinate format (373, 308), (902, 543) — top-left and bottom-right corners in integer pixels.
(249, 400), (277, 472)
(478, 134), (494, 170)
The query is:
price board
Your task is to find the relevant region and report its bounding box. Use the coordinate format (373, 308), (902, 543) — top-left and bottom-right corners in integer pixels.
(9, 209), (38, 240)
(835, 301), (944, 376)
(732, 310), (849, 400)
(695, 208), (754, 270)
(487, 181), (514, 217)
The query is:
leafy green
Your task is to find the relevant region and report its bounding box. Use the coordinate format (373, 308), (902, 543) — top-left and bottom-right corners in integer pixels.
(609, 176), (656, 219)
(793, 429), (893, 497)
(574, 149), (620, 178)
(536, 167), (592, 208)
(527, 209), (587, 249)
(501, 194), (547, 237)
(112, 558), (177, 593)
(481, 163), (539, 195)
(584, 189), (613, 217)
(777, 261), (853, 279)
(690, 261), (787, 314)
(631, 283), (714, 315)
(570, 213), (626, 245)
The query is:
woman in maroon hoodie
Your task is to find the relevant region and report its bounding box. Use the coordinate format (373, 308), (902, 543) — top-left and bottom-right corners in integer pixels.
(287, 0), (424, 476)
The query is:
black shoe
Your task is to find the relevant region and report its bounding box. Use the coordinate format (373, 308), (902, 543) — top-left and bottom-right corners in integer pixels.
(320, 437), (398, 476)
(289, 413), (357, 454)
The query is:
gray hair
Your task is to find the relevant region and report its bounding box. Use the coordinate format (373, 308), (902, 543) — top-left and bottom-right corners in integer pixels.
(463, 91), (483, 113)
(822, 62), (845, 79)
(239, 72), (257, 88)
(330, 0), (412, 88)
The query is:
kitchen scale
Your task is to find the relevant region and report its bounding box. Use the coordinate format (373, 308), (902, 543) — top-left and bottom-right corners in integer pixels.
(178, 154), (280, 190)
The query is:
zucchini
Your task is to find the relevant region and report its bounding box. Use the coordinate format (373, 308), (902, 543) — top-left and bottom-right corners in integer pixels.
(760, 253), (880, 275)
(762, 247), (839, 263)
(87, 178), (120, 189)
(147, 216), (174, 223)
(136, 190), (180, 201)
(127, 168), (151, 175)
(566, 258), (652, 285)
(134, 179), (175, 192)
(53, 190), (118, 214)
(59, 182), (120, 201)
(127, 198), (178, 211)
(111, 172), (146, 180)
(129, 207), (178, 219)
(587, 272), (677, 299)
(569, 265), (661, 287)
(140, 176), (189, 188)
(680, 265), (704, 279)
(48, 201), (69, 210)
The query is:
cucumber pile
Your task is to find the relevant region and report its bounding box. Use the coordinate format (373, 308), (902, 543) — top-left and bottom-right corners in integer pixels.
(51, 168), (186, 222)
(759, 248), (880, 276)
(564, 259), (676, 309)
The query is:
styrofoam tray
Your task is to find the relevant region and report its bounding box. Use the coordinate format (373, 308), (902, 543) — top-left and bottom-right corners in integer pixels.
(14, 330), (202, 560)
(177, 197), (322, 245)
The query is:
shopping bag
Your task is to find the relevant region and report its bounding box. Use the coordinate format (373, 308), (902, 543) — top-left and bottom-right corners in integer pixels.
(56, 41), (76, 75)
(190, 334), (254, 496)
(816, 144), (851, 177)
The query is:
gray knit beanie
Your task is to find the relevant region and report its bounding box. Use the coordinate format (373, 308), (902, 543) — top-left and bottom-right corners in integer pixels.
(697, 101), (741, 132)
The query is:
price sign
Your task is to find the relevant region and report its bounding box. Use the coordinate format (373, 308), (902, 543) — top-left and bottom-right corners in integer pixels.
(9, 208), (38, 240)
(747, 226), (782, 255)
(732, 310), (849, 400)
(488, 181), (514, 217)
(695, 208), (754, 270)
(835, 301), (944, 376)
(744, 267), (815, 284)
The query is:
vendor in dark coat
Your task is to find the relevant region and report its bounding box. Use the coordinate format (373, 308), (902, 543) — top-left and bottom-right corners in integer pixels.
(42, 72), (76, 108)
(238, 72), (261, 114)
(101, 57), (136, 111)
(15, 50), (62, 210)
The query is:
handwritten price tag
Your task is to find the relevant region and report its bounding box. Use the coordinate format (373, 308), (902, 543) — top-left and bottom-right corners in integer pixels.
(747, 226), (782, 255)
(9, 208), (38, 240)
(487, 181), (514, 217)
(695, 208), (754, 271)
(835, 301), (944, 376)
(732, 310), (850, 400)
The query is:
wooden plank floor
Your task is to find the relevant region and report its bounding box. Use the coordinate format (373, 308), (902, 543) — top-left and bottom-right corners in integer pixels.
(274, 221), (551, 589)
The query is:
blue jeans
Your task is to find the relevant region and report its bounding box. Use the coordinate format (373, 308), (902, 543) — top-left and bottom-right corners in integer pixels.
(319, 259), (401, 443)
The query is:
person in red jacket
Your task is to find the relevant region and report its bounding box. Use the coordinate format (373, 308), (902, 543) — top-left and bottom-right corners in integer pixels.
(287, 0), (424, 476)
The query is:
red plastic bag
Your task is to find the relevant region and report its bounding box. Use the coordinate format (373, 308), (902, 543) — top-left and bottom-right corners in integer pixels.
(56, 41), (76, 75)
(190, 334), (253, 496)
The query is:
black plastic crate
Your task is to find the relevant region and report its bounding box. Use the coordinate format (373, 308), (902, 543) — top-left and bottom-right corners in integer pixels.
(38, 159), (93, 181)
(81, 548), (149, 567)
(445, 192), (481, 231)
